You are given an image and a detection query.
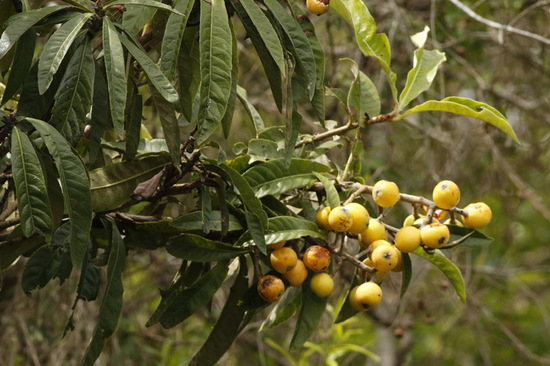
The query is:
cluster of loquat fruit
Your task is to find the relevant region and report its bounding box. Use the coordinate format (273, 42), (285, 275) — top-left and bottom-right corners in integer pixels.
(257, 179), (493, 313)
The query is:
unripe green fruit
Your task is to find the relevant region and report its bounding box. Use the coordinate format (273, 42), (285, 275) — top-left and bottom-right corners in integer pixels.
(310, 273), (334, 297)
(258, 275), (285, 302)
(354, 282), (382, 310)
(328, 206), (353, 232)
(433, 180), (461, 210)
(395, 226), (421, 253)
(303, 245), (331, 272)
(283, 259), (308, 287)
(371, 245), (400, 272)
(345, 202), (370, 234)
(420, 223), (450, 248)
(372, 180), (400, 208)
(316, 206), (331, 230)
(359, 219), (388, 248)
(270, 247), (298, 274)
(462, 202), (492, 229)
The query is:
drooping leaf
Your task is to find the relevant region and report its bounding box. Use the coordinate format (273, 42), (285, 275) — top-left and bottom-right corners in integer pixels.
(264, 0), (316, 100)
(82, 219), (126, 366)
(233, 0), (285, 74)
(397, 96), (520, 144)
(89, 155), (171, 212)
(242, 158), (331, 198)
(260, 286), (301, 331)
(167, 234), (248, 262)
(147, 261), (229, 328)
(177, 26), (201, 122)
(28, 118), (92, 270)
(398, 27), (446, 110)
(89, 63), (110, 164)
(341, 58), (381, 120)
(102, 17), (127, 137)
(21, 246), (62, 294)
(285, 102), (302, 167)
(236, 86), (265, 136)
(229, 0), (283, 111)
(413, 247), (466, 303)
(149, 81), (181, 164)
(1, 30), (35, 105)
(50, 37), (95, 145)
(124, 77), (142, 160)
(221, 22), (239, 138)
(314, 172), (340, 209)
(11, 126), (52, 238)
(37, 13), (92, 94)
(119, 33), (179, 103)
(189, 259), (248, 366)
(289, 280), (327, 351)
(400, 252), (412, 298)
(76, 261), (101, 301)
(0, 5), (71, 59)
(196, 0), (233, 145)
(159, 0), (194, 80)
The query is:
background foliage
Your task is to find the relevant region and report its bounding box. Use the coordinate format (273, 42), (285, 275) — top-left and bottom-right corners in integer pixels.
(0, 0), (549, 365)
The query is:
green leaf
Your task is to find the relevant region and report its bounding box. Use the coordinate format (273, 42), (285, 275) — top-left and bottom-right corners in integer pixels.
(59, 0), (96, 12)
(159, 0), (194, 80)
(119, 33), (179, 103)
(335, 285), (358, 323)
(121, 5), (157, 35)
(236, 86), (265, 135)
(330, 0), (398, 103)
(260, 286), (301, 331)
(397, 96), (520, 144)
(413, 247), (466, 303)
(124, 77), (142, 160)
(102, 17), (127, 137)
(245, 209), (267, 254)
(170, 210), (244, 232)
(0, 234), (44, 271)
(229, 0), (283, 111)
(221, 23), (239, 139)
(190, 259), (248, 366)
(264, 0), (316, 99)
(104, 0), (183, 15)
(248, 139), (283, 162)
(201, 186), (212, 233)
(21, 246), (62, 294)
(289, 281), (327, 351)
(89, 63), (110, 164)
(237, 216), (326, 247)
(76, 261), (101, 301)
(218, 163), (268, 228)
(167, 233), (248, 262)
(82, 219), (126, 366)
(1, 30), (35, 106)
(11, 126), (53, 238)
(196, 0), (233, 145)
(177, 26), (201, 122)
(152, 261), (229, 328)
(89, 155), (171, 212)
(234, 0), (285, 75)
(149, 82), (180, 164)
(242, 158), (331, 198)
(50, 37), (95, 145)
(314, 172), (340, 209)
(445, 225), (494, 248)
(285, 103), (302, 167)
(341, 58), (381, 120)
(398, 27), (446, 110)
(0, 5), (71, 59)
(28, 118), (92, 270)
(400, 252), (412, 298)
(37, 13), (92, 94)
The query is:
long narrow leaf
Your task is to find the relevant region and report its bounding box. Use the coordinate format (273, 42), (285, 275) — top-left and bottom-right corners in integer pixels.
(196, 0), (233, 145)
(28, 118), (92, 270)
(37, 13), (92, 94)
(103, 17), (127, 137)
(11, 127), (52, 238)
(104, 0), (183, 15)
(167, 234), (248, 262)
(149, 83), (180, 164)
(1, 30), (35, 106)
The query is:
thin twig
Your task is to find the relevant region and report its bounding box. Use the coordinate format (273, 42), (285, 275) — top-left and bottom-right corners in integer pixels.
(449, 0), (550, 45)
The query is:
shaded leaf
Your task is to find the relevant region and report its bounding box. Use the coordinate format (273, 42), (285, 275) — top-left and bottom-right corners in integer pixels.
(149, 81), (180, 164)
(21, 246), (62, 294)
(50, 37), (95, 145)
(289, 280), (327, 351)
(413, 247), (466, 302)
(76, 262), (101, 301)
(82, 219), (126, 366)
(29, 118), (92, 270)
(221, 22), (239, 138)
(196, 0), (233, 145)
(104, 0), (183, 15)
(397, 97), (519, 144)
(167, 233), (248, 262)
(11, 126), (52, 238)
(444, 225), (494, 248)
(245, 209), (267, 254)
(1, 30), (35, 105)
(400, 252), (412, 298)
(103, 17), (127, 137)
(89, 155), (171, 212)
(121, 5), (157, 35)
(89, 62), (110, 164)
(37, 13), (92, 94)
(124, 76), (142, 160)
(177, 26), (201, 122)
(260, 286), (301, 331)
(314, 172), (340, 209)
(170, 210), (244, 232)
(237, 86), (265, 136)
